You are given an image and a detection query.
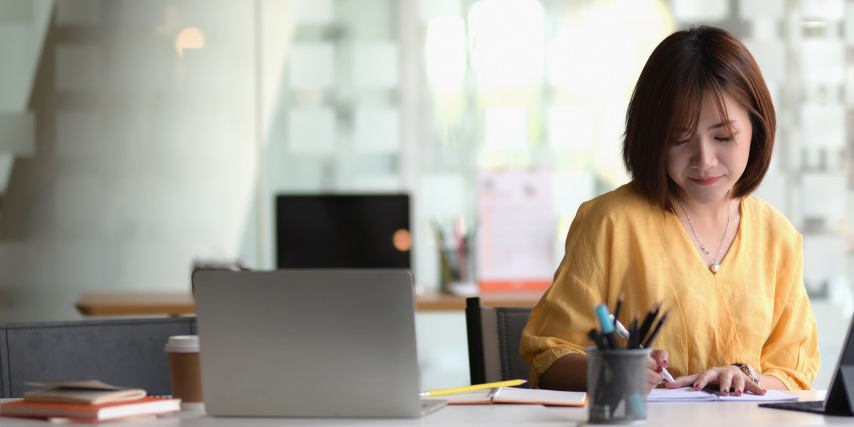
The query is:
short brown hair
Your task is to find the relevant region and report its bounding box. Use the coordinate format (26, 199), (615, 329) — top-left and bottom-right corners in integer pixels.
(622, 25), (775, 212)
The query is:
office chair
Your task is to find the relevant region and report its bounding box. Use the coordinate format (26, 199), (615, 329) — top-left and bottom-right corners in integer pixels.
(0, 317), (196, 397)
(465, 296), (533, 387)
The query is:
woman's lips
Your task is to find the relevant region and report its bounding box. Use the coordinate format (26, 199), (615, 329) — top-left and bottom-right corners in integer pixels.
(691, 176), (722, 185)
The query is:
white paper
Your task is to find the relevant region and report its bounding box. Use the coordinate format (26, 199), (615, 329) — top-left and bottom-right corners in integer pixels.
(354, 108), (399, 153)
(484, 108), (528, 149)
(648, 387), (798, 402)
(353, 42), (398, 89)
(287, 108), (336, 154)
(492, 387), (586, 406)
(476, 170), (554, 282)
(426, 387), (586, 406)
(288, 43), (335, 89)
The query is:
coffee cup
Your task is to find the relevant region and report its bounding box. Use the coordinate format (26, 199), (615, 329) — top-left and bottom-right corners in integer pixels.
(165, 335), (203, 411)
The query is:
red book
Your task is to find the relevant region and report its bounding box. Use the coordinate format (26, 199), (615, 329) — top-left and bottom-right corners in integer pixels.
(0, 396), (181, 421)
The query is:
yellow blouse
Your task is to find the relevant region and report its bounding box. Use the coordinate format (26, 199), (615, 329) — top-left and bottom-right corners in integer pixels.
(520, 184), (820, 390)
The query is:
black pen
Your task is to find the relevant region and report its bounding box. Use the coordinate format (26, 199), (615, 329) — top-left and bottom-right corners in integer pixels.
(641, 310), (668, 348)
(588, 328), (606, 350)
(638, 303), (661, 344)
(613, 290), (625, 329)
(614, 310), (675, 383)
(628, 315), (639, 349)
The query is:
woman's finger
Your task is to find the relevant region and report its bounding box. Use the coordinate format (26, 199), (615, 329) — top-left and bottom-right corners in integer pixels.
(665, 374), (697, 389)
(650, 349), (669, 368)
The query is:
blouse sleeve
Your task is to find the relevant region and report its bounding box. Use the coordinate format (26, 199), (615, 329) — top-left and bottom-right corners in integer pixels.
(760, 234), (820, 390)
(519, 202), (612, 388)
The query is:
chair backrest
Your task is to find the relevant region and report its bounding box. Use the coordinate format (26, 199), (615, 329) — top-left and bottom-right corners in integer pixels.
(0, 317), (196, 397)
(465, 297), (532, 386)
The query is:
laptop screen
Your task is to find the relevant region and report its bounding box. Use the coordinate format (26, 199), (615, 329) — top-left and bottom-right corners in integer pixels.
(192, 269), (426, 417)
(823, 312), (854, 415)
(275, 194), (411, 269)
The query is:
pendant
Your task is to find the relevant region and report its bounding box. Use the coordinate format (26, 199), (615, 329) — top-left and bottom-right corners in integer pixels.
(710, 261), (721, 273)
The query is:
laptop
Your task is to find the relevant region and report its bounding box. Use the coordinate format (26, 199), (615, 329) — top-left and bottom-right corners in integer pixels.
(192, 269), (447, 418)
(760, 313), (854, 416)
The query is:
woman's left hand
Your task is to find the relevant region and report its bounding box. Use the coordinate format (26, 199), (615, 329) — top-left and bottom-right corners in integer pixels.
(664, 365), (766, 396)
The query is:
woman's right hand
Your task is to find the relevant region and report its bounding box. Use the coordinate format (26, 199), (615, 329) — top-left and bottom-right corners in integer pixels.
(646, 349), (670, 393)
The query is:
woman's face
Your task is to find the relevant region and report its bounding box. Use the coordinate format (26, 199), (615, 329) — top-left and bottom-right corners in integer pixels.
(666, 91), (752, 205)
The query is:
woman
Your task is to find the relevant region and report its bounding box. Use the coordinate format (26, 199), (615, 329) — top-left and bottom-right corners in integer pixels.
(519, 25), (820, 396)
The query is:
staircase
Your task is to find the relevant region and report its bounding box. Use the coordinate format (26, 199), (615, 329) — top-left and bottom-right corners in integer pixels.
(0, 0), (53, 206)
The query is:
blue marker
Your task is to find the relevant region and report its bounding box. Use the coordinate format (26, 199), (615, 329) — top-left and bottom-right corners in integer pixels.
(626, 393), (646, 419)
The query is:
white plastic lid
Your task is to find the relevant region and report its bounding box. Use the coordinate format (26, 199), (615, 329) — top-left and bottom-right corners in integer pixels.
(164, 335), (200, 353)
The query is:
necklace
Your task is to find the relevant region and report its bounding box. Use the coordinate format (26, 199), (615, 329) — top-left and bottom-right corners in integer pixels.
(675, 197), (732, 274)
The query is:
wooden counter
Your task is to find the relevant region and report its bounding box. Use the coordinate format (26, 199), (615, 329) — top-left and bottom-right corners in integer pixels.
(75, 290), (545, 317)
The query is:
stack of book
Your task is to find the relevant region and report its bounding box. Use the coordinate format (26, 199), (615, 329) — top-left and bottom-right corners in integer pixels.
(0, 380), (181, 423)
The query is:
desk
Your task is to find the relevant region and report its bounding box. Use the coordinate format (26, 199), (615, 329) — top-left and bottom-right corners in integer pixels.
(0, 391), (845, 426)
(74, 291), (545, 316)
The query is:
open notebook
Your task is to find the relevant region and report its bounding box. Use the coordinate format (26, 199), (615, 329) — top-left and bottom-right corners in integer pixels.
(649, 387), (797, 402)
(424, 387), (587, 406)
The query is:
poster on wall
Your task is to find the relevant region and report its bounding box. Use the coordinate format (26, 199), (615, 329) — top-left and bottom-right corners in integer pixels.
(476, 170), (555, 292)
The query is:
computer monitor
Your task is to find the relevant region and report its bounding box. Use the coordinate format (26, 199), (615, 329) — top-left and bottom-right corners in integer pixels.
(275, 193), (411, 269)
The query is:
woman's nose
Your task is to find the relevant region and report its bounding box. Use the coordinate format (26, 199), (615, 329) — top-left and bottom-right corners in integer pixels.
(691, 138), (717, 169)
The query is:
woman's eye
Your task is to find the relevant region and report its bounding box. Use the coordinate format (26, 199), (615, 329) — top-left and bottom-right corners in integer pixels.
(715, 136), (733, 143)
(674, 140), (689, 146)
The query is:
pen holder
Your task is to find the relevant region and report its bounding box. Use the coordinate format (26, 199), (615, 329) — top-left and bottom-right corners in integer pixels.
(438, 246), (476, 294)
(587, 347), (650, 424)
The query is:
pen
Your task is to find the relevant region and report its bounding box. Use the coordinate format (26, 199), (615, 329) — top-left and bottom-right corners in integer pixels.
(613, 290), (625, 329)
(638, 303), (661, 344)
(628, 315), (639, 349)
(610, 314), (676, 383)
(642, 311), (668, 348)
(610, 314), (630, 339)
(419, 379), (527, 397)
(594, 304), (618, 349)
(588, 328), (606, 350)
